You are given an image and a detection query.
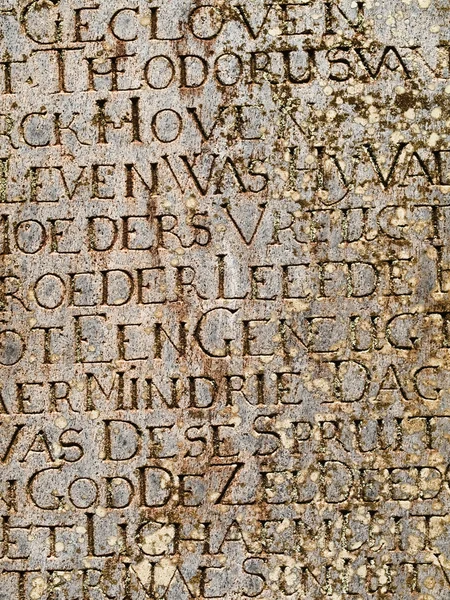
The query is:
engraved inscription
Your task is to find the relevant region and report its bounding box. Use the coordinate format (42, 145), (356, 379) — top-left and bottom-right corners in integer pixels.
(1, 1), (450, 598)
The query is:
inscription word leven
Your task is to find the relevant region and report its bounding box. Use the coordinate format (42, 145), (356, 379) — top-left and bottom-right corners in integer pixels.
(1, 0), (450, 598)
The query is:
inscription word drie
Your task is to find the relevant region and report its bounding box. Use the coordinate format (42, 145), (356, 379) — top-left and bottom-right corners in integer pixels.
(1, 0), (450, 599)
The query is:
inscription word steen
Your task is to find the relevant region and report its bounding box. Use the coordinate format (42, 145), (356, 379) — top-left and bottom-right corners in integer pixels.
(2, 0), (450, 598)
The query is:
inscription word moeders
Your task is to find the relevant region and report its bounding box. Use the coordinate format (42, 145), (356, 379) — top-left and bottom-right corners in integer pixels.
(1, 0), (450, 598)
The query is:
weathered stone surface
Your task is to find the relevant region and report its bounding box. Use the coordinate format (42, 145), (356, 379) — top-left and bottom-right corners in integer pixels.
(1, 0), (450, 598)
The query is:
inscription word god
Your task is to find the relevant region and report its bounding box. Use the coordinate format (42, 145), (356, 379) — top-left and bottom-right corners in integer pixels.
(1, 0), (450, 598)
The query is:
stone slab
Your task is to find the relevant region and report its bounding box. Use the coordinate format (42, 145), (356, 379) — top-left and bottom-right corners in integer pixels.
(1, 1), (450, 598)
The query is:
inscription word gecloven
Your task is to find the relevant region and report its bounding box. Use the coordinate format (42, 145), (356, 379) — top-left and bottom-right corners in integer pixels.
(1, 0), (450, 598)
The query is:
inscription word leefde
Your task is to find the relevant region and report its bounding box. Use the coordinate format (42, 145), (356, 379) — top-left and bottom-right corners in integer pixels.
(1, 0), (450, 598)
